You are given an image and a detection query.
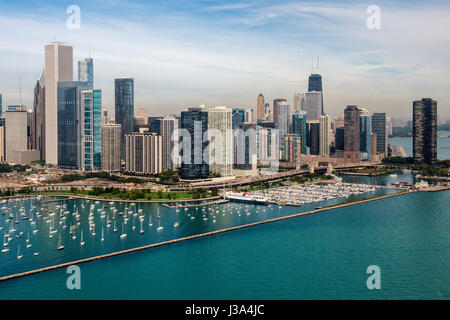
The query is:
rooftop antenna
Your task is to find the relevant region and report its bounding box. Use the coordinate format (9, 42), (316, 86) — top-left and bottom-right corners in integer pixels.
(89, 42), (91, 58)
(317, 56), (320, 73)
(311, 54), (314, 74)
(19, 77), (22, 106)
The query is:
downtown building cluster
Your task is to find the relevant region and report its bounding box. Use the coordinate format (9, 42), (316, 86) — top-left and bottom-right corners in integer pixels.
(0, 43), (439, 178)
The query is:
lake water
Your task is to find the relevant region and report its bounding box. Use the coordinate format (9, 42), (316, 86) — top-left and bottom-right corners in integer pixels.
(389, 131), (450, 160)
(0, 174), (448, 299)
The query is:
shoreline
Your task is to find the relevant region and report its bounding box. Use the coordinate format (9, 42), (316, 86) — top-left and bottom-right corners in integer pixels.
(0, 189), (416, 283)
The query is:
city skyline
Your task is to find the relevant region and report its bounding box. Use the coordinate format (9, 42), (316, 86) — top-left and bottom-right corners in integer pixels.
(0, 0), (449, 118)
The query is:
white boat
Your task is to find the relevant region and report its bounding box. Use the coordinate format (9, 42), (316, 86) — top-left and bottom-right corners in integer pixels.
(57, 235), (65, 250)
(17, 245), (23, 259)
(101, 227), (104, 242)
(80, 230), (85, 246)
(157, 216), (164, 232)
(113, 220), (117, 232)
(120, 223), (127, 239)
(140, 219), (144, 235)
(223, 192), (268, 205)
(173, 222), (179, 228)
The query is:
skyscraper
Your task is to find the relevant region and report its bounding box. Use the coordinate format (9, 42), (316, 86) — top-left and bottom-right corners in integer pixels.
(303, 91), (322, 121)
(413, 98), (437, 164)
(232, 108), (246, 129)
(291, 110), (307, 155)
(180, 106), (209, 179)
(81, 89), (102, 170)
(208, 106), (233, 177)
(277, 102), (290, 156)
(308, 73), (324, 115)
(4, 109), (34, 163)
(78, 58), (93, 89)
(158, 116), (178, 170)
(44, 42), (73, 165)
(273, 99), (287, 125)
(359, 108), (372, 161)
(344, 105), (360, 162)
(33, 72), (45, 160)
(319, 114), (330, 156)
(307, 121), (320, 155)
(134, 108), (148, 127)
(57, 81), (89, 169)
(102, 123), (121, 172)
(293, 93), (305, 113)
(115, 77), (134, 160)
(372, 113), (387, 157)
(257, 93), (265, 120)
(125, 132), (162, 175)
(0, 117), (4, 162)
(0, 93), (2, 115)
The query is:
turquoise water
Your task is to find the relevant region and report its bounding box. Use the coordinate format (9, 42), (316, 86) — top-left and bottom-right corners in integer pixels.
(389, 131), (450, 160)
(0, 175), (449, 299)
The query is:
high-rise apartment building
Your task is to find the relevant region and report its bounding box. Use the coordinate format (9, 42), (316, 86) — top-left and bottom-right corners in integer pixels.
(157, 116), (179, 170)
(359, 108), (372, 161)
(125, 132), (162, 175)
(102, 123), (121, 172)
(319, 114), (330, 156)
(293, 93), (305, 113)
(284, 134), (302, 163)
(44, 42), (73, 165)
(413, 98), (437, 164)
(372, 113), (387, 157)
(81, 89), (102, 170)
(273, 99), (287, 125)
(115, 77), (134, 160)
(180, 106), (209, 179)
(344, 105), (360, 162)
(0, 118), (5, 162)
(257, 93), (265, 120)
(208, 106), (232, 177)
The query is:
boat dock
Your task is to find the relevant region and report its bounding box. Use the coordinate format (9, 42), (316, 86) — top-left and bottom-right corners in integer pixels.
(162, 199), (229, 209)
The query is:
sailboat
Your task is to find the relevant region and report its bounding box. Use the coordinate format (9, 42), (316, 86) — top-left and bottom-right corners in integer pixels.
(80, 230), (85, 246)
(57, 235), (65, 250)
(17, 245), (23, 259)
(149, 215), (153, 227)
(113, 220), (117, 233)
(157, 216), (164, 232)
(120, 223), (127, 239)
(140, 219), (144, 235)
(26, 232), (32, 248)
(101, 227), (104, 242)
(1, 235), (9, 253)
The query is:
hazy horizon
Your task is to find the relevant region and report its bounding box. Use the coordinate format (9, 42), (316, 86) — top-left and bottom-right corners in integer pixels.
(1, 0), (449, 119)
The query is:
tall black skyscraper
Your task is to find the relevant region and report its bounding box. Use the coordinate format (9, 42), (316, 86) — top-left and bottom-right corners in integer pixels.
(372, 113), (387, 156)
(180, 107), (209, 179)
(115, 77), (134, 159)
(413, 98), (437, 164)
(308, 74), (324, 115)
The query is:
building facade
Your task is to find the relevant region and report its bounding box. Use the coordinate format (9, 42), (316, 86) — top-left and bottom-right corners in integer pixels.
(208, 106), (233, 177)
(344, 105), (360, 163)
(44, 42), (73, 165)
(232, 108), (246, 129)
(57, 81), (89, 169)
(359, 108), (372, 161)
(291, 110), (307, 155)
(413, 98), (437, 164)
(101, 123), (121, 172)
(125, 132), (162, 175)
(33, 72), (45, 160)
(303, 91), (322, 122)
(81, 89), (102, 170)
(257, 93), (265, 120)
(319, 114), (330, 157)
(180, 107), (209, 179)
(78, 58), (93, 89)
(115, 77), (134, 160)
(372, 113), (387, 157)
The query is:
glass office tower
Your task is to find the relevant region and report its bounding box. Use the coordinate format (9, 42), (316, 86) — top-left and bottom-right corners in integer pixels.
(359, 109), (372, 161)
(291, 110), (307, 155)
(115, 77), (134, 159)
(78, 58), (94, 89)
(57, 81), (89, 169)
(81, 89), (102, 170)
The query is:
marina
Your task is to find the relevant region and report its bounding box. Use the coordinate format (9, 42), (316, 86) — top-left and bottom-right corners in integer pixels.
(250, 182), (381, 207)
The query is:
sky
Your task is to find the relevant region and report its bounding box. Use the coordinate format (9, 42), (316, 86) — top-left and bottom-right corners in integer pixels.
(0, 0), (449, 119)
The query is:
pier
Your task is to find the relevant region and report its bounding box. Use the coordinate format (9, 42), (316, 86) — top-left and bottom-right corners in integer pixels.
(0, 190), (416, 283)
(162, 199), (229, 209)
